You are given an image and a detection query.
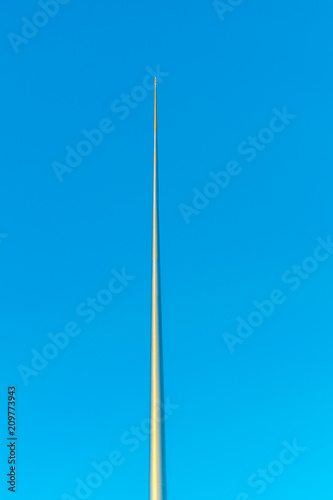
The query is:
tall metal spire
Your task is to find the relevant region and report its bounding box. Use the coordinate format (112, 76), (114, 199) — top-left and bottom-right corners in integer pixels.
(150, 77), (166, 500)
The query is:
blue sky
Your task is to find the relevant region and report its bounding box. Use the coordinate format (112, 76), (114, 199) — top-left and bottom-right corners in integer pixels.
(1, 0), (333, 499)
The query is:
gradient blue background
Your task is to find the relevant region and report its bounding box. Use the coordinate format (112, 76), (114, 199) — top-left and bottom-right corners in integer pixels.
(1, 0), (333, 498)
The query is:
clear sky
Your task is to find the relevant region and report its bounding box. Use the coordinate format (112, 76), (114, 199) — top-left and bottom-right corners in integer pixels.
(1, 1), (333, 499)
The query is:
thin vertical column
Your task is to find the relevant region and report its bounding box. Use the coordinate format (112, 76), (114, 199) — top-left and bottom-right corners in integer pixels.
(150, 78), (166, 500)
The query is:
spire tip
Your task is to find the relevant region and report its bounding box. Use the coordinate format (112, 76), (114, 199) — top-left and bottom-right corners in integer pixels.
(154, 77), (157, 85)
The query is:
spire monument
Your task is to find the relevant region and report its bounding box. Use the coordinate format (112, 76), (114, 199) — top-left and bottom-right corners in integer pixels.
(150, 77), (166, 500)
